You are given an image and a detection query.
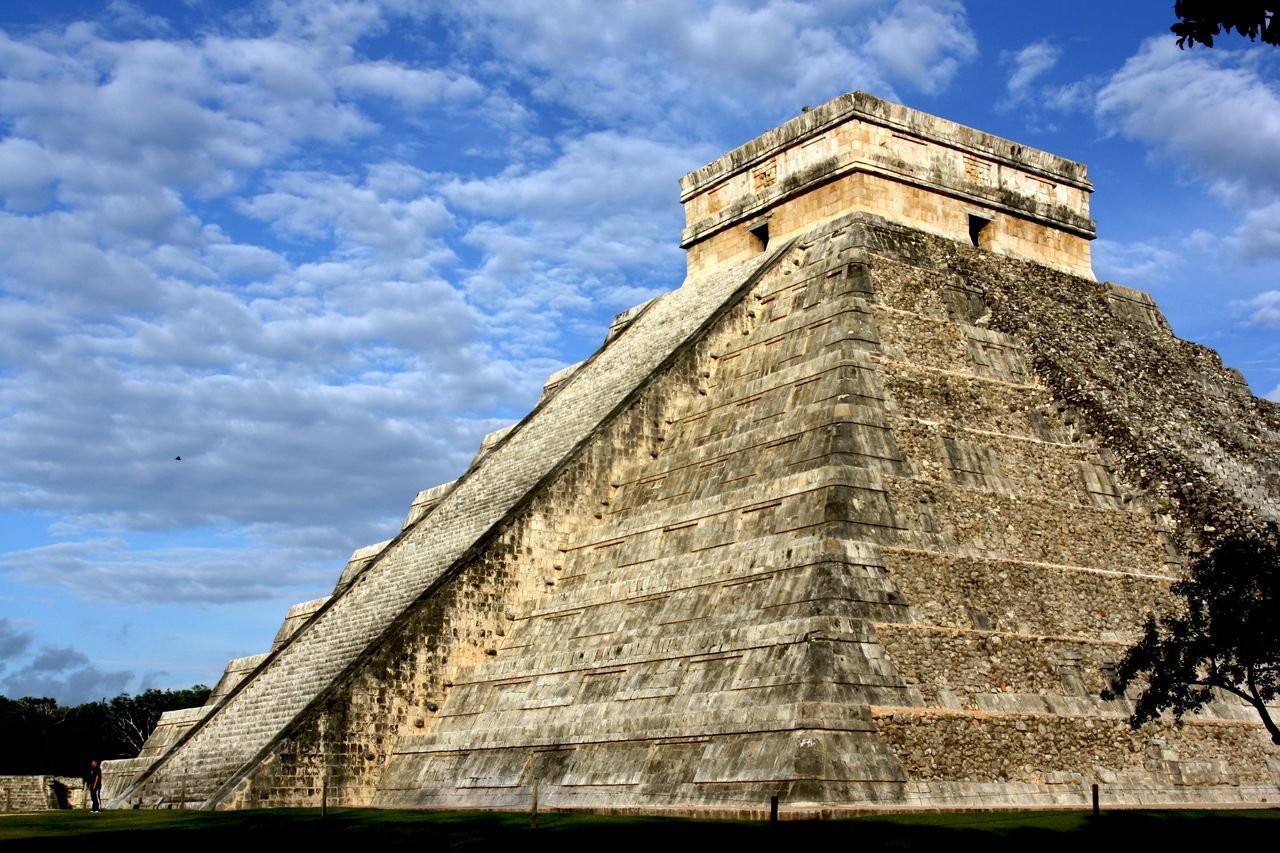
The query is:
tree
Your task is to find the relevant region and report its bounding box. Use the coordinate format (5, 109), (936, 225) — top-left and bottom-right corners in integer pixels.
(0, 684), (210, 775)
(105, 685), (212, 753)
(1102, 527), (1280, 744)
(1172, 2), (1278, 48)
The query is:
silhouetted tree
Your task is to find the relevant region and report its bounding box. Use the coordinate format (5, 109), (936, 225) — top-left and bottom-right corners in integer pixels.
(105, 685), (212, 753)
(0, 685), (210, 775)
(1102, 526), (1280, 744)
(1172, 2), (1278, 48)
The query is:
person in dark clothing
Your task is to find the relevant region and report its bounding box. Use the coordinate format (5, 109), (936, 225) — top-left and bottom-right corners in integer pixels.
(86, 759), (102, 812)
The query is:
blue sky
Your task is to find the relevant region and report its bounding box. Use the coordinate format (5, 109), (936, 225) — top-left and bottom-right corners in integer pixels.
(0, 0), (1277, 704)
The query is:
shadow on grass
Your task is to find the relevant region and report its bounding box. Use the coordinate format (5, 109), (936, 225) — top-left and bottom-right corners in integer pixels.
(1, 808), (1276, 851)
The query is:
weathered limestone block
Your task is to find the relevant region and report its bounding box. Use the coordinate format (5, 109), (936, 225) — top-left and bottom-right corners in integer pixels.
(332, 540), (392, 595)
(272, 599), (331, 651)
(401, 481), (456, 530)
(0, 776), (85, 812)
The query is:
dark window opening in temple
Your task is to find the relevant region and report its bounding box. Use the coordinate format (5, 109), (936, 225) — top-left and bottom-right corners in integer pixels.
(968, 214), (991, 248)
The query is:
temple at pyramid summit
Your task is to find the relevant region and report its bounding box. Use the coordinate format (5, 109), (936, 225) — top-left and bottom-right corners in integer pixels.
(104, 92), (1280, 814)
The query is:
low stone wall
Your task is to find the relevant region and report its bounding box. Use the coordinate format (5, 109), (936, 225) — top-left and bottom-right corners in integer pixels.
(0, 775), (86, 812)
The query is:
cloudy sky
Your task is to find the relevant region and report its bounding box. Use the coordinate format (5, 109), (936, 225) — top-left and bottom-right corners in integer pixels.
(0, 0), (1277, 704)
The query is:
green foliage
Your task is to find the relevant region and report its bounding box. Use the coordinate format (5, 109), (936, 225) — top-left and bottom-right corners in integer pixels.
(1102, 526), (1280, 744)
(105, 686), (213, 753)
(0, 685), (210, 775)
(1172, 2), (1278, 48)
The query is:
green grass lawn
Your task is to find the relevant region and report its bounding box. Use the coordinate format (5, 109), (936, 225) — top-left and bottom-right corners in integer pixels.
(1, 807), (1277, 850)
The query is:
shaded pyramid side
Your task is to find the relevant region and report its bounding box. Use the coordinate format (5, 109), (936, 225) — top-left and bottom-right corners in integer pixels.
(843, 222), (1278, 807)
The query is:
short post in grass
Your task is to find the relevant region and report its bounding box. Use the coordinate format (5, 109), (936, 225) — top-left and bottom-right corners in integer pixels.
(1091, 783), (1099, 816)
(179, 780), (186, 810)
(770, 793), (779, 824)
(531, 778), (539, 829)
(321, 769), (328, 819)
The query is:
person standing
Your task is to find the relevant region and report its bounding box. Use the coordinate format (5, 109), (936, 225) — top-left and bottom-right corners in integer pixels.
(86, 759), (102, 812)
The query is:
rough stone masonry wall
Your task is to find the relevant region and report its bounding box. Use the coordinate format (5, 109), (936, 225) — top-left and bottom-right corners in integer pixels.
(877, 711), (1271, 787)
(0, 776), (85, 812)
(220, 343), (702, 808)
(846, 212), (1279, 548)
(969, 240), (1280, 541)
(842, 215), (1279, 807)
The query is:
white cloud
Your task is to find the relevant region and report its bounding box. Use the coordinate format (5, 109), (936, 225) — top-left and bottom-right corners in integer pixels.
(101, 0), (177, 37)
(450, 0), (976, 130)
(262, 0), (391, 46)
(0, 639), (132, 703)
(241, 167), (454, 258)
(1091, 238), (1181, 284)
(0, 537), (329, 604)
(0, 0), (989, 625)
(1093, 38), (1280, 265)
(995, 38), (1099, 126)
(442, 131), (707, 354)
(1001, 40), (1060, 105)
(1266, 383), (1280, 403)
(1235, 290), (1280, 328)
(444, 132), (689, 222)
(0, 7), (494, 217)
(1231, 200), (1280, 260)
(0, 11), (543, 612)
(865, 0), (976, 95)
(1043, 79), (1093, 112)
(333, 61), (484, 106)
(203, 236), (291, 280)
(1096, 38), (1280, 209)
(0, 137), (57, 211)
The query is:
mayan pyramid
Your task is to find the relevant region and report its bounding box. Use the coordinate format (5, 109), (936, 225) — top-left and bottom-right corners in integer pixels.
(103, 92), (1280, 815)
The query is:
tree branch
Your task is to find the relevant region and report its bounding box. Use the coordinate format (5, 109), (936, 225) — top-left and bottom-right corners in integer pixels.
(1245, 668), (1280, 745)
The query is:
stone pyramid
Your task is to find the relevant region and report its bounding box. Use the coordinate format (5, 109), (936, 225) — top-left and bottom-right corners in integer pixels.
(104, 92), (1280, 815)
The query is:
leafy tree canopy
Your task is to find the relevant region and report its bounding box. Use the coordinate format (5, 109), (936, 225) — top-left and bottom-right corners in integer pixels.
(1172, 1), (1279, 48)
(1102, 526), (1280, 744)
(0, 685), (210, 776)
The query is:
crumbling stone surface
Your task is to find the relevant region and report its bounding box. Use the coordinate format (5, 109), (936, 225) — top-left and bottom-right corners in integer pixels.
(880, 550), (1172, 640)
(875, 711), (1273, 787)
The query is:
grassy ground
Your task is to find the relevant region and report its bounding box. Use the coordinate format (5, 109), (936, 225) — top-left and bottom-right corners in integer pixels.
(1, 807), (1277, 850)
